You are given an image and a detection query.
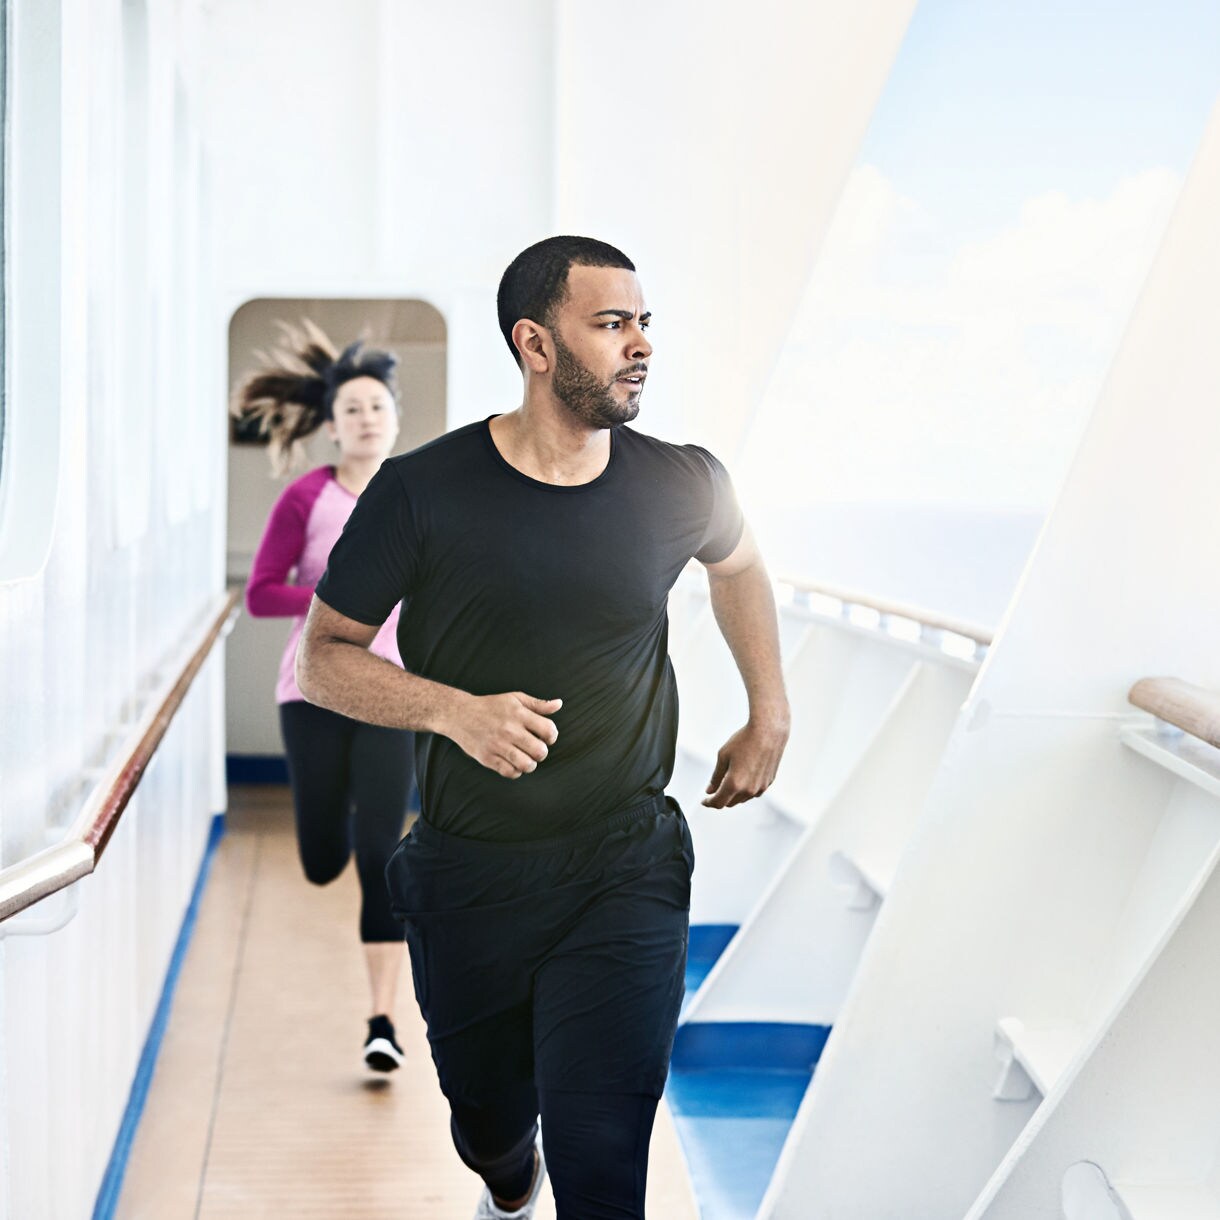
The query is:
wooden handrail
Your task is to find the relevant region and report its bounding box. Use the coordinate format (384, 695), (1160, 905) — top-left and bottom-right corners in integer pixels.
(777, 575), (995, 647)
(1128, 677), (1220, 750)
(0, 590), (240, 923)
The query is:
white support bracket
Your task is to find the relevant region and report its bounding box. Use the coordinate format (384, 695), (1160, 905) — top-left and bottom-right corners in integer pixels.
(992, 1017), (1084, 1102)
(1061, 1162), (1134, 1220)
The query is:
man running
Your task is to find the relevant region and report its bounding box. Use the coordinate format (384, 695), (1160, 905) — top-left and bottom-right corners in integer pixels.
(297, 235), (790, 1219)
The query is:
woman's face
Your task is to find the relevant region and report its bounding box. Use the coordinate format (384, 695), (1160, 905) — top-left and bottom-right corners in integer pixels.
(325, 375), (400, 461)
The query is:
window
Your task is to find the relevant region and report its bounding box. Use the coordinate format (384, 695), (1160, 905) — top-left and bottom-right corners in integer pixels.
(0, 0), (63, 583)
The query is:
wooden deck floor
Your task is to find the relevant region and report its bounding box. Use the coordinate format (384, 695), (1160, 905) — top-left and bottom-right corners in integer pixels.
(115, 786), (698, 1219)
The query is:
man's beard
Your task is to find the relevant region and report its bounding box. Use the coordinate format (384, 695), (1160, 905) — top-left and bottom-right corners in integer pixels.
(552, 333), (641, 429)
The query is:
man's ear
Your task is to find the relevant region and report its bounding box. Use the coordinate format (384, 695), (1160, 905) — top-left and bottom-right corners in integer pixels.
(513, 319), (550, 374)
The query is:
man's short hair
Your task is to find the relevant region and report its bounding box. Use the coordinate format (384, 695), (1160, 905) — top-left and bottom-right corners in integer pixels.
(497, 236), (636, 367)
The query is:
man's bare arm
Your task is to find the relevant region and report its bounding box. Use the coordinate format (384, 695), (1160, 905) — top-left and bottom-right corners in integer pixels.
(296, 598), (561, 780)
(700, 526), (790, 808)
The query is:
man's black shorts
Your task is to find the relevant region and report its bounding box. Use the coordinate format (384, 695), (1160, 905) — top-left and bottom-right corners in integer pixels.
(386, 794), (694, 1102)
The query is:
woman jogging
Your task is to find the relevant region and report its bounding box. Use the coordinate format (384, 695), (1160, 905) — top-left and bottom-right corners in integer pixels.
(234, 321), (414, 1074)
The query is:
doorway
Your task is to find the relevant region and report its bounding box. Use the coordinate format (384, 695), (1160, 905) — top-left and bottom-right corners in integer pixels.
(225, 297), (446, 769)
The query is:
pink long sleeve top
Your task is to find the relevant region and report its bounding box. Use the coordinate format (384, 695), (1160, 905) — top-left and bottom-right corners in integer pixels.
(246, 465), (403, 704)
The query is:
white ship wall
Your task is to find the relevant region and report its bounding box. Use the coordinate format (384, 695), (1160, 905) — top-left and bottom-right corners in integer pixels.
(201, 0), (558, 431)
(0, 0), (960, 1211)
(0, 2), (224, 1217)
(204, 0), (919, 455)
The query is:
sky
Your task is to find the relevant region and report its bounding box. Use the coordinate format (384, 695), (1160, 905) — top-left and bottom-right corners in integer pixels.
(862, 0), (1220, 239)
(738, 0), (1220, 527)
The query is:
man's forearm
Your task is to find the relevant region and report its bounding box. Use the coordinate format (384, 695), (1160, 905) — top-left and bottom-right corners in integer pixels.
(296, 598), (561, 779)
(707, 559), (790, 729)
(296, 633), (468, 736)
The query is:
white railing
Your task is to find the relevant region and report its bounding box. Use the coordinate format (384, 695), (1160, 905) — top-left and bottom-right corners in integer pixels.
(778, 575), (993, 659)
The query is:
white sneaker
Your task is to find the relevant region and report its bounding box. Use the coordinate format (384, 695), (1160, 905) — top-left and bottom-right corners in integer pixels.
(473, 1138), (547, 1219)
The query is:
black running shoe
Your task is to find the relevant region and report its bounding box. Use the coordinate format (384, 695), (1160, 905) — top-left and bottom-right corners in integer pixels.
(363, 1014), (404, 1072)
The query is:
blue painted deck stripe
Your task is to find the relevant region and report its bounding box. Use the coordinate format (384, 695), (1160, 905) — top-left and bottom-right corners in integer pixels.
(92, 812), (227, 1220)
(225, 756), (421, 809)
(225, 753), (289, 785)
(685, 923), (739, 999)
(672, 1021), (831, 1072)
(671, 929), (832, 1218)
(688, 923), (739, 966)
(667, 1024), (831, 1220)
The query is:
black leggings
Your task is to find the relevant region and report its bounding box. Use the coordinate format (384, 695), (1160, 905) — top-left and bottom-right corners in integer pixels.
(451, 1088), (658, 1219)
(279, 700), (414, 943)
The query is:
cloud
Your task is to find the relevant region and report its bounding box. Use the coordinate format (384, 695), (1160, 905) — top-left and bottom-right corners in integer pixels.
(739, 164), (1182, 513)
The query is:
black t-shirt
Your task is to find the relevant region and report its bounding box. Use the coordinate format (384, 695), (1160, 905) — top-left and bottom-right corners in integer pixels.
(314, 417), (743, 841)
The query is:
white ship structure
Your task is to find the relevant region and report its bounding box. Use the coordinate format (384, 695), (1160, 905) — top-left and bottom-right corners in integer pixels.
(0, 3), (1216, 1217)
